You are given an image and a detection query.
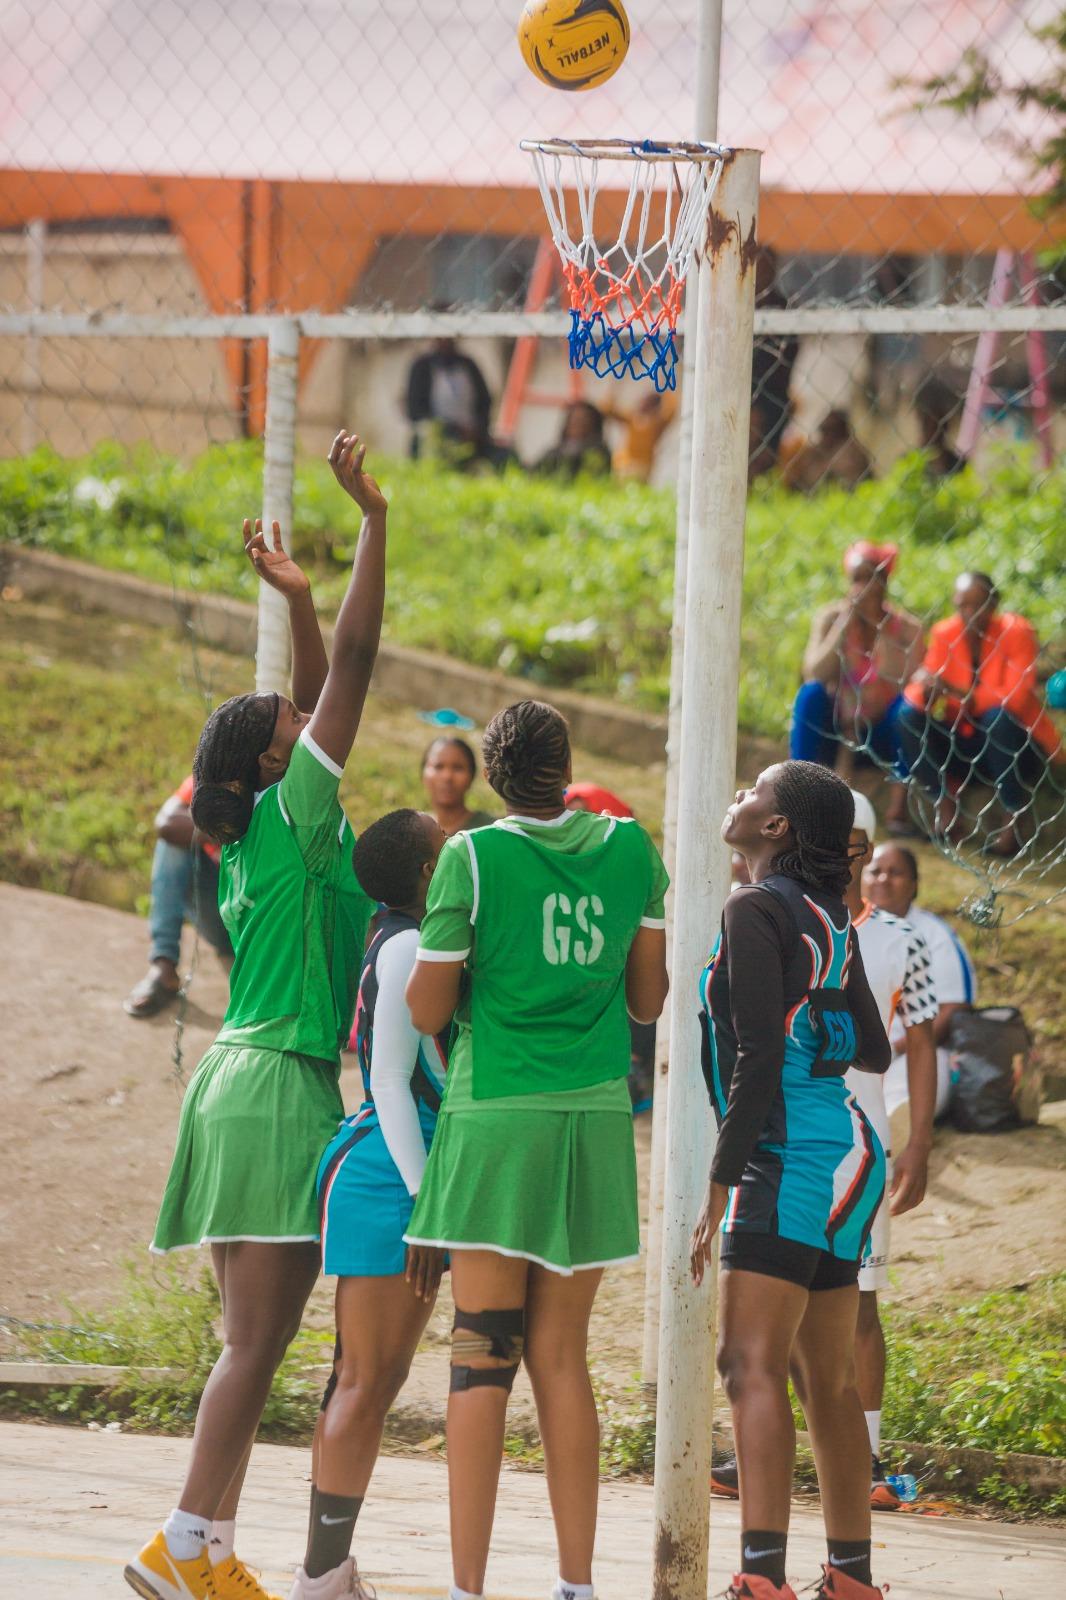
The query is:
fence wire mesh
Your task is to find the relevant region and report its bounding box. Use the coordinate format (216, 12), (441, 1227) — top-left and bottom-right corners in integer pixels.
(1, 0), (1064, 921)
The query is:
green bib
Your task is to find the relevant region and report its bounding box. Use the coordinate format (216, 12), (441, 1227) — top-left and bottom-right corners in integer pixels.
(466, 818), (654, 1099)
(215, 783), (372, 1064)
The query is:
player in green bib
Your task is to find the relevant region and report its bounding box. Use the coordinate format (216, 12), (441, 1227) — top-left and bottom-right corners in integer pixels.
(405, 700), (670, 1600)
(127, 432), (386, 1600)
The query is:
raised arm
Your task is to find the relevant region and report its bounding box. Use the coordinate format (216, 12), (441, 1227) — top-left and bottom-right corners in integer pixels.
(303, 431), (388, 772)
(243, 517), (329, 712)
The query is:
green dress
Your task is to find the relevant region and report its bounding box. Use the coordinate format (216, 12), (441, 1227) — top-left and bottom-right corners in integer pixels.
(152, 734), (373, 1251)
(405, 810), (668, 1274)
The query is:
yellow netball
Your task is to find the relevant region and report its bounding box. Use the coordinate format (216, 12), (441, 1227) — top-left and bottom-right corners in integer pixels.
(518, 0), (631, 93)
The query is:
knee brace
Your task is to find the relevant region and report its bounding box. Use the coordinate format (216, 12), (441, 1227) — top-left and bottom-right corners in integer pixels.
(450, 1306), (525, 1394)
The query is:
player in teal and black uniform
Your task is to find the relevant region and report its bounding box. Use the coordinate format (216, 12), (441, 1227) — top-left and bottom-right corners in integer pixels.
(404, 700), (669, 1600)
(126, 432), (386, 1600)
(289, 807), (450, 1600)
(690, 761), (891, 1600)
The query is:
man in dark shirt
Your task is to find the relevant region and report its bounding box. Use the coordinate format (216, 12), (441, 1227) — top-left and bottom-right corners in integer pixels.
(405, 334), (499, 468)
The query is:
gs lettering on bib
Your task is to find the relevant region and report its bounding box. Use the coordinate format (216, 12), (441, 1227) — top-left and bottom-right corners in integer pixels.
(542, 892), (606, 966)
(465, 819), (656, 1099)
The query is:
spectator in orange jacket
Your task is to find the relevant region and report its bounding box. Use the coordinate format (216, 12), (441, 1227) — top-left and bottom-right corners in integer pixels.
(899, 572), (1060, 856)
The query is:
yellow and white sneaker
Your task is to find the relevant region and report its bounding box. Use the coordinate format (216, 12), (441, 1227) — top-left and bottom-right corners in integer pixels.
(124, 1529), (219, 1599)
(212, 1554), (284, 1600)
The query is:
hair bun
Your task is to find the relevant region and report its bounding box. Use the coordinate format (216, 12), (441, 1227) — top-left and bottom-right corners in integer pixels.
(191, 781), (254, 846)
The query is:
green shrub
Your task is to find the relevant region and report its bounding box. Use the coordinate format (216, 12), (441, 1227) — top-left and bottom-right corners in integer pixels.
(883, 1275), (1066, 1459)
(3, 442), (1062, 734)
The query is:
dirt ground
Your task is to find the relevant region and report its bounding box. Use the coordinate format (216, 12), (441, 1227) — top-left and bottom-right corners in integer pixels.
(3, 881), (1064, 1411)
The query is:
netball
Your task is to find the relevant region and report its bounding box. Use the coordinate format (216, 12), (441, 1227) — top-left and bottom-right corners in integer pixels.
(518, 0), (631, 92)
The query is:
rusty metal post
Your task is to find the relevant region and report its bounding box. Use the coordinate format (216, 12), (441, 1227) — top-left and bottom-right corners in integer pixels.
(651, 147), (761, 1600)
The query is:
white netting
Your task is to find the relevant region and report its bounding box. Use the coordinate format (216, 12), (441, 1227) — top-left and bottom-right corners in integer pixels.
(522, 138), (728, 388)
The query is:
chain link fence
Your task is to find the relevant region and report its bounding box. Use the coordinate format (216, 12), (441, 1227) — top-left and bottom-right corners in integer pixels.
(1, 0), (1064, 917)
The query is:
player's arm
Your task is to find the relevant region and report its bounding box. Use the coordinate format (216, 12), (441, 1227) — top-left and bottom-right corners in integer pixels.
(242, 517), (329, 714)
(406, 959), (463, 1037)
(627, 832), (670, 1023)
(691, 889), (788, 1284)
(626, 927), (668, 1023)
(846, 933), (891, 1074)
(370, 932), (434, 1197)
(303, 432), (387, 771)
(890, 931), (939, 1216)
(406, 838), (472, 1036)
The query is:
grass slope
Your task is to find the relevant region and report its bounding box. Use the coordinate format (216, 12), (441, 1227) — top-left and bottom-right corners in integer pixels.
(3, 441), (1064, 732)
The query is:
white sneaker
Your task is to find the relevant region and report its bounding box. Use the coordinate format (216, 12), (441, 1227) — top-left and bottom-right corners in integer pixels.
(551, 1589), (595, 1600)
(288, 1559), (376, 1600)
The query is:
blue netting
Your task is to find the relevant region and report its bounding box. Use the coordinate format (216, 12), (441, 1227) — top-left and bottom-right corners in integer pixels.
(568, 310), (679, 391)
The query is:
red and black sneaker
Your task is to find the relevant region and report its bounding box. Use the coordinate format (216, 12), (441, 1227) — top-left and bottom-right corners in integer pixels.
(711, 1454), (740, 1498)
(815, 1563), (889, 1599)
(724, 1577), (798, 1600)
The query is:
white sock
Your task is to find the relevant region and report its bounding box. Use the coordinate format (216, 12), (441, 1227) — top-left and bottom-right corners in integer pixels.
(865, 1409), (882, 1457)
(449, 1588), (484, 1600)
(163, 1507), (211, 1563)
(554, 1581), (595, 1600)
(209, 1518), (236, 1564)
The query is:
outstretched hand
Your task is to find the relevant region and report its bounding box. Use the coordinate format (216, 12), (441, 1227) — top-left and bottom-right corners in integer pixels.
(243, 518), (310, 598)
(328, 430), (388, 516)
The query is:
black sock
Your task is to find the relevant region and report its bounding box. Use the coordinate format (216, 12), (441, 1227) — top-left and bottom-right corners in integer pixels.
(304, 1490), (363, 1580)
(740, 1529), (787, 1588)
(827, 1538), (872, 1587)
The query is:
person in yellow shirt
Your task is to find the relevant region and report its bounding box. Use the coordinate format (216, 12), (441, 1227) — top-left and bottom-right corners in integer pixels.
(601, 390), (678, 482)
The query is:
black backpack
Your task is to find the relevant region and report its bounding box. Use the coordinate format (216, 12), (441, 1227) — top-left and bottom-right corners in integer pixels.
(948, 1007), (1041, 1133)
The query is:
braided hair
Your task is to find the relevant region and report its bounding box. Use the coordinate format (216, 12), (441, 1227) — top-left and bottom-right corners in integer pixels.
(353, 808), (436, 907)
(482, 700), (570, 811)
(190, 691), (279, 846)
(769, 760), (856, 897)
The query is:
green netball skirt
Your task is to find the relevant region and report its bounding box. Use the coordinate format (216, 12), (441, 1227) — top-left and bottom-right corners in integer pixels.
(151, 1042), (343, 1251)
(405, 1107), (639, 1275)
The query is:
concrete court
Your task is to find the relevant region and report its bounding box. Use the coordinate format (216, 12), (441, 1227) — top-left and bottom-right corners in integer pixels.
(1, 1423), (1062, 1599)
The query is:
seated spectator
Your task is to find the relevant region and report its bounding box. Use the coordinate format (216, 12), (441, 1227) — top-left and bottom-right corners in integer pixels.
(405, 330), (510, 470)
(900, 572), (1060, 856)
(421, 736), (496, 838)
(536, 400), (612, 480)
(123, 777), (233, 1018)
(781, 407), (873, 493)
(791, 541), (923, 831)
(862, 842), (976, 1124)
(601, 391), (677, 483)
(750, 245), (798, 475)
(565, 780), (633, 817)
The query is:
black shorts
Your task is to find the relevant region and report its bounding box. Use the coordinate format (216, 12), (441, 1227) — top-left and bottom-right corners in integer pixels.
(720, 1231), (860, 1291)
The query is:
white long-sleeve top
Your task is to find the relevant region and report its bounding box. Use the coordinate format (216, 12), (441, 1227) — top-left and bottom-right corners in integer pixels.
(369, 927), (445, 1196)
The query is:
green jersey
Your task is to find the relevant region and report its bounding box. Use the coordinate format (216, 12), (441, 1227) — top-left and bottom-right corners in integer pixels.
(417, 810), (669, 1103)
(215, 732), (373, 1064)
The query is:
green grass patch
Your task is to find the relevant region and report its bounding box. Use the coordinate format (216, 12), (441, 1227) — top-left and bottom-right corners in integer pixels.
(883, 1273), (1066, 1461)
(3, 592), (1064, 1072)
(3, 439), (1063, 731)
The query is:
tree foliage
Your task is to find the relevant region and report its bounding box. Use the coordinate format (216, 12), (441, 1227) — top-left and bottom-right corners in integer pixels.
(908, 13), (1066, 221)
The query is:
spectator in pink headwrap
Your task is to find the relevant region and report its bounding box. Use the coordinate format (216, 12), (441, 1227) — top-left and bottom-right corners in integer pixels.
(790, 542), (924, 834)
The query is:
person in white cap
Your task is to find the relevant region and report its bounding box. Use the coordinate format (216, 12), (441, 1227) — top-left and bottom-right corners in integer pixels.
(843, 790), (938, 1509)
